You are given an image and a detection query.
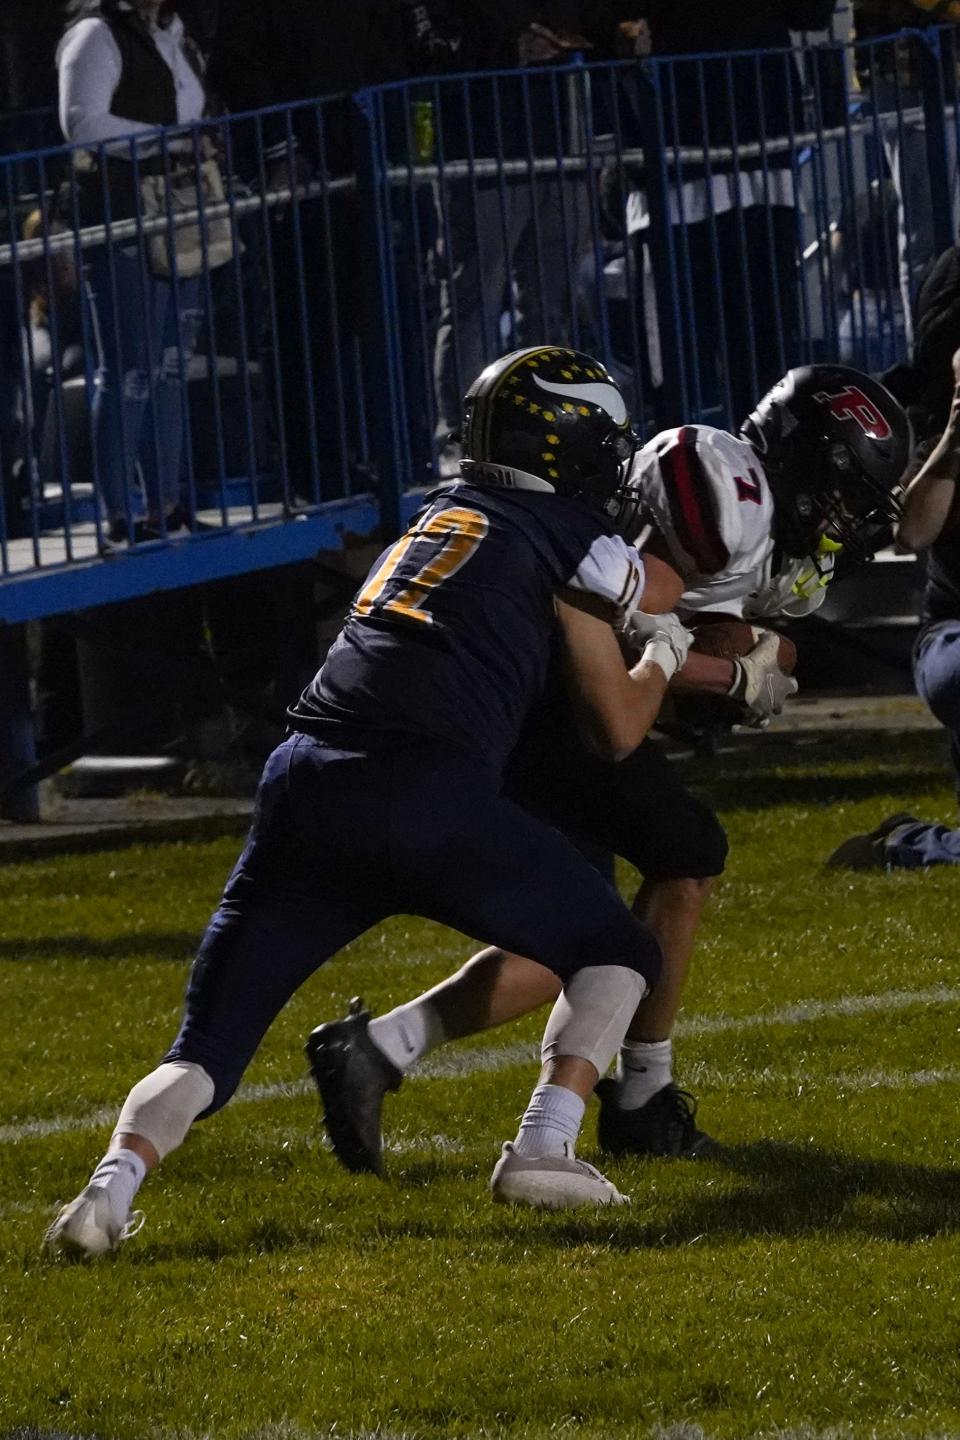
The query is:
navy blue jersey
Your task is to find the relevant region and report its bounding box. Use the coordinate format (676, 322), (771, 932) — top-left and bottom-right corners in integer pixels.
(289, 483), (644, 772)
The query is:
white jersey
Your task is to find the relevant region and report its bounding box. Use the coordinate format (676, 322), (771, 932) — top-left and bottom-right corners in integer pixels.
(625, 425), (830, 620)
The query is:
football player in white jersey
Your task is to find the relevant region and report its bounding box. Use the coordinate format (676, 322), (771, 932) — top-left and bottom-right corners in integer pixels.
(307, 364), (911, 1178)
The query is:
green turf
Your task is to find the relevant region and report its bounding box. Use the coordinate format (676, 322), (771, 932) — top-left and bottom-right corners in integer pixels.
(3, 729), (960, 1440)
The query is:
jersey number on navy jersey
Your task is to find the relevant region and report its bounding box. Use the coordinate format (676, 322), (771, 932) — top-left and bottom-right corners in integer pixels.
(354, 507), (489, 625)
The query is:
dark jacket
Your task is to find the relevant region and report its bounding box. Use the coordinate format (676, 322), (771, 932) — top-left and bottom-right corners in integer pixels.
(595, 1), (835, 180)
(880, 244), (960, 624)
(910, 246), (960, 440)
(854, 2), (959, 90)
(854, 0), (945, 41)
(393, 1), (569, 164)
(204, 0), (414, 174)
(648, 2), (838, 50)
(652, 2), (836, 161)
(394, 0), (531, 73)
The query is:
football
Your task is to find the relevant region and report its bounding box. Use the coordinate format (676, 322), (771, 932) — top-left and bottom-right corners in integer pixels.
(688, 617), (797, 675)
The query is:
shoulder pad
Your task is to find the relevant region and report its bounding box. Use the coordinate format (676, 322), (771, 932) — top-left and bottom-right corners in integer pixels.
(635, 426), (760, 577)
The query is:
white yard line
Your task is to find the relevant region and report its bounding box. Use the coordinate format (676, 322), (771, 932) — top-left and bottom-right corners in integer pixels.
(0, 1424), (937, 1440)
(417, 1040), (539, 1078)
(680, 1064), (960, 1094)
(45, 1423), (958, 1440)
(415, 983), (960, 1078)
(0, 1104), (120, 1143)
(3, 983), (960, 1146)
(828, 1065), (960, 1091)
(4, 1428), (953, 1440)
(674, 983), (960, 1037)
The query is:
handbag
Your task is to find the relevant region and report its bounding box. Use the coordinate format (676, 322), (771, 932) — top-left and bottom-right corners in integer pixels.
(139, 151), (236, 279)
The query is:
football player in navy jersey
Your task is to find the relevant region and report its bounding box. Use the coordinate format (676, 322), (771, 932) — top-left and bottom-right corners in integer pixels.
(309, 365), (911, 1170)
(45, 347), (700, 1255)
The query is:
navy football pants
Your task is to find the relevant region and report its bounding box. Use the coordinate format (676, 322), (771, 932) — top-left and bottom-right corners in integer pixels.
(165, 733), (662, 1113)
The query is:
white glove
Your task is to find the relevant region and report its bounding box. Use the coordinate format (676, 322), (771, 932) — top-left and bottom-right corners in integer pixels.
(621, 606), (674, 650)
(727, 631), (798, 726)
(634, 612), (692, 682)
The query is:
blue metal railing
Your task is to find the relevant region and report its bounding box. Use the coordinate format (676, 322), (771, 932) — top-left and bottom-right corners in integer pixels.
(0, 92), (404, 623)
(0, 28), (956, 627)
(367, 30), (952, 461)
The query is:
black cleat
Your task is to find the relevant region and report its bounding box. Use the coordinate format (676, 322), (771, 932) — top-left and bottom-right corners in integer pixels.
(596, 1079), (720, 1159)
(305, 997), (403, 1176)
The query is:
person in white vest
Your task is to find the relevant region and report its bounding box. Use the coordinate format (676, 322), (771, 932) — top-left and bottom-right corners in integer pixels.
(57, 0), (211, 545)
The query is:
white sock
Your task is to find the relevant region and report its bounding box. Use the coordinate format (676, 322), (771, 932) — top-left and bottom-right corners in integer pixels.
(368, 997), (448, 1073)
(513, 1083), (586, 1157)
(615, 1038), (673, 1110)
(88, 1150), (147, 1227)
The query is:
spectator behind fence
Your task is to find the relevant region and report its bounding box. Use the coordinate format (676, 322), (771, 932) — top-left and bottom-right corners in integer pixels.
(605, 3), (837, 429)
(853, 2), (960, 345)
(56, 0), (217, 545)
(428, 3), (599, 475)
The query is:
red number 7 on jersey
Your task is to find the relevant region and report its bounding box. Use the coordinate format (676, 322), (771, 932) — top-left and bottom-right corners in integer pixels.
(734, 472), (763, 505)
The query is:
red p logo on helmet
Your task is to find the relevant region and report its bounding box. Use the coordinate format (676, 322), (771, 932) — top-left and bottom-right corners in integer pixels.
(813, 386), (892, 441)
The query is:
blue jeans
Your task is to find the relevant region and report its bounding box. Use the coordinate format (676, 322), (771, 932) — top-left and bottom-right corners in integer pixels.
(885, 620), (960, 868)
(85, 247), (202, 525)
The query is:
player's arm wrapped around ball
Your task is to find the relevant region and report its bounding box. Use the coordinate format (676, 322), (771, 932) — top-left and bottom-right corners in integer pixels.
(726, 632), (798, 726)
(621, 608), (693, 682)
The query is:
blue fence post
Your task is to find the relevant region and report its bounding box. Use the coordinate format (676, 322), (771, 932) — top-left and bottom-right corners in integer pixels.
(920, 27), (953, 261)
(352, 86), (408, 541)
(0, 623), (39, 822)
(632, 60), (687, 428)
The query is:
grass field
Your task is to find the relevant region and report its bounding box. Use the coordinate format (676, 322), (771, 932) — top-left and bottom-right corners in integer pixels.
(3, 727), (960, 1440)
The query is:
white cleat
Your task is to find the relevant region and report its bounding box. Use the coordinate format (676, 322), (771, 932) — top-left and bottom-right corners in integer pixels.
(490, 1141), (630, 1210)
(43, 1184), (145, 1258)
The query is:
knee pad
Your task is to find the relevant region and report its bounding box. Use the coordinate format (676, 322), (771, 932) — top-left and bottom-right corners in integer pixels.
(540, 964), (650, 1076)
(112, 1060), (215, 1160)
